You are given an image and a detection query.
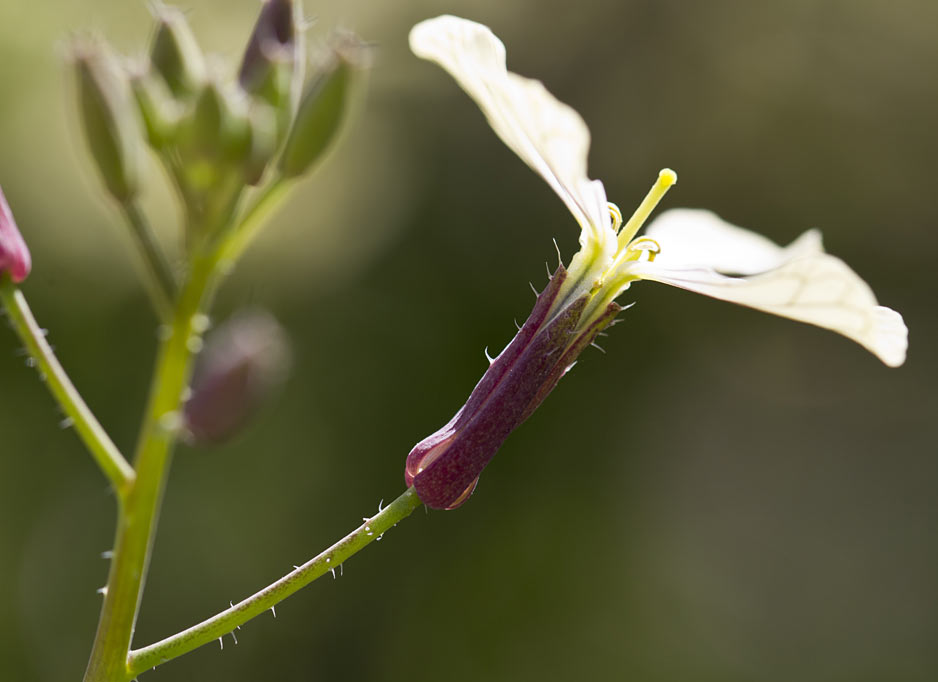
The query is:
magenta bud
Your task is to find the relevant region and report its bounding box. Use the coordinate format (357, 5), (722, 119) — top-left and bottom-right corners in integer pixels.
(0, 186), (31, 283)
(184, 311), (291, 445)
(405, 267), (620, 509)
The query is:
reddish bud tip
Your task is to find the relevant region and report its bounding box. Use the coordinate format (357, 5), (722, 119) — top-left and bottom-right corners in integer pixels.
(0, 186), (32, 283)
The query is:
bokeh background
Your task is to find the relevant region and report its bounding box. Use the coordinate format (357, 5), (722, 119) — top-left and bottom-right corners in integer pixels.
(1, 1), (936, 680)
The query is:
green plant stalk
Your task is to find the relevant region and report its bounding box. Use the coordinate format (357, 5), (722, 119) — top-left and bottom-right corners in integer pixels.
(83, 252), (219, 682)
(128, 487), (422, 675)
(119, 201), (177, 320)
(84, 178), (296, 681)
(217, 177), (290, 266)
(0, 275), (134, 496)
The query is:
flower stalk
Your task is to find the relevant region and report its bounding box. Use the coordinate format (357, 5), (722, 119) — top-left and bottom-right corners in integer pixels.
(0, 275), (135, 496)
(118, 200), (177, 319)
(83, 250), (221, 682)
(127, 488), (422, 676)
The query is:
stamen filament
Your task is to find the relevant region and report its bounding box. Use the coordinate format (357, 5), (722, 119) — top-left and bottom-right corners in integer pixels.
(617, 168), (677, 248)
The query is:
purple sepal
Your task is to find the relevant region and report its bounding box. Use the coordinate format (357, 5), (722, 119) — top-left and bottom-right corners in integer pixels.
(0, 186), (31, 283)
(406, 266), (621, 509)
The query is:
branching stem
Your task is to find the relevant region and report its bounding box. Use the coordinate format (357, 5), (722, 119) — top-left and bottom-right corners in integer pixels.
(82, 252), (220, 682)
(128, 488), (422, 675)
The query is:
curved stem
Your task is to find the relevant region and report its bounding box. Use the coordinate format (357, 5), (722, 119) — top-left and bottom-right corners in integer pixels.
(119, 201), (177, 320)
(83, 253), (220, 682)
(0, 276), (134, 496)
(128, 488), (422, 676)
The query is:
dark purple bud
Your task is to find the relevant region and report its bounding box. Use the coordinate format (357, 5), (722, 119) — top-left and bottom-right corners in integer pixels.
(405, 266), (621, 509)
(239, 0), (303, 109)
(184, 311), (291, 445)
(238, 0), (305, 184)
(0, 185), (31, 283)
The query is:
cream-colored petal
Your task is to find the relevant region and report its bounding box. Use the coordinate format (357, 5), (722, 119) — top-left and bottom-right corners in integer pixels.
(409, 16), (613, 258)
(643, 208), (823, 274)
(628, 210), (907, 366)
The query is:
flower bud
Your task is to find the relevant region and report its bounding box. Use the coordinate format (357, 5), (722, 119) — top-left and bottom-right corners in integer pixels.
(150, 4), (206, 97)
(278, 32), (370, 179)
(0, 185), (31, 283)
(405, 267), (620, 509)
(175, 81), (251, 191)
(129, 69), (181, 150)
(184, 310), (291, 445)
(73, 40), (141, 202)
(239, 0), (304, 119)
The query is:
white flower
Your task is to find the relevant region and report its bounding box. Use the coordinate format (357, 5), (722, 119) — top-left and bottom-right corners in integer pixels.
(410, 15), (907, 367)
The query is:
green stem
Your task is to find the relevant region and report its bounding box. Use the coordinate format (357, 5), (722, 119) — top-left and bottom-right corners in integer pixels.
(0, 275), (134, 496)
(119, 201), (177, 320)
(82, 253), (219, 682)
(84, 174), (296, 681)
(128, 488), (422, 676)
(217, 178), (291, 266)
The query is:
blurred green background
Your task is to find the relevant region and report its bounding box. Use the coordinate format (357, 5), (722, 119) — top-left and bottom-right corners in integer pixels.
(1, 0), (936, 680)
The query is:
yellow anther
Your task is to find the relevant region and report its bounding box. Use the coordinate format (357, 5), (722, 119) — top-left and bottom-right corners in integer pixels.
(608, 202), (623, 232)
(617, 168), (678, 249)
(625, 237), (661, 262)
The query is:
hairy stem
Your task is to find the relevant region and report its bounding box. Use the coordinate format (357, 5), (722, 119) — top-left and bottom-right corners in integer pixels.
(82, 253), (219, 682)
(0, 275), (134, 496)
(128, 488), (422, 675)
(84, 175), (298, 681)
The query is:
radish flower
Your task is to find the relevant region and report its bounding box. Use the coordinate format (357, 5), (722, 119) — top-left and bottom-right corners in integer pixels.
(405, 15), (907, 509)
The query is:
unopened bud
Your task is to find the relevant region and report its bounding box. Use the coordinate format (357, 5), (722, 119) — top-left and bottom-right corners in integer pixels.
(404, 267), (620, 509)
(239, 0), (304, 118)
(184, 311), (291, 445)
(0, 185), (31, 283)
(175, 81), (251, 191)
(278, 32), (370, 179)
(130, 69), (181, 149)
(73, 40), (142, 202)
(150, 4), (206, 97)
